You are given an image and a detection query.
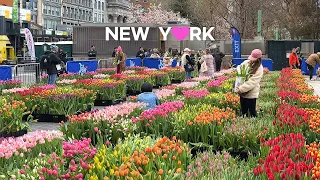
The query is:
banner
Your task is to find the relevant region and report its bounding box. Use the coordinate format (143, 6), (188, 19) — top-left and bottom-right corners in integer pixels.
(230, 27), (241, 59)
(125, 58), (142, 67)
(66, 60), (98, 73)
(24, 28), (36, 60)
(12, 0), (18, 23)
(0, 66), (12, 80)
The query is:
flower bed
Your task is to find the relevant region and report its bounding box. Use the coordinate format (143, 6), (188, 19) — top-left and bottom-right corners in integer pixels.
(63, 102), (146, 144)
(0, 98), (31, 137)
(74, 79), (126, 104)
(10, 85), (95, 121)
(161, 67), (186, 83)
(0, 80), (22, 94)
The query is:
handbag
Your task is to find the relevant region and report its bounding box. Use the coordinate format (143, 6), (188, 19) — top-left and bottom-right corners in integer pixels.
(200, 61), (208, 73)
(186, 64), (194, 71)
(56, 64), (62, 71)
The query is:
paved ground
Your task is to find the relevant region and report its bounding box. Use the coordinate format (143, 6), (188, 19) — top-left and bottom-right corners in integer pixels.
(305, 76), (320, 95)
(29, 106), (106, 132)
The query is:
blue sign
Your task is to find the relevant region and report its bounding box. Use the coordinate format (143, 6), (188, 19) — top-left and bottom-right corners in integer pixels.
(232, 58), (273, 71)
(66, 60), (98, 73)
(143, 58), (162, 69)
(231, 27), (241, 59)
(0, 66), (12, 80)
(126, 58), (142, 67)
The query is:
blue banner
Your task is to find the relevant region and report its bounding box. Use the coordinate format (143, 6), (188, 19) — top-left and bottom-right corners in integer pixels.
(0, 66), (12, 80)
(126, 58), (142, 67)
(301, 58), (319, 75)
(143, 58), (164, 69)
(231, 27), (241, 59)
(232, 58), (273, 71)
(66, 60), (98, 74)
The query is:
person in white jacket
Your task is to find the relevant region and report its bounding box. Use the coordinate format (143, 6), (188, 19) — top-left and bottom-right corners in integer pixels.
(235, 49), (264, 118)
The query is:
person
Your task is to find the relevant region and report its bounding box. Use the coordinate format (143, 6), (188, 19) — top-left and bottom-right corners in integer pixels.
(150, 48), (160, 58)
(39, 51), (51, 76)
(114, 46), (126, 74)
(145, 49), (152, 57)
(58, 48), (67, 73)
(112, 47), (117, 57)
(136, 47), (145, 59)
(295, 47), (303, 69)
(306, 52), (320, 80)
(163, 48), (173, 67)
(137, 82), (160, 110)
(196, 49), (203, 72)
(40, 45), (62, 85)
(181, 48), (195, 80)
(199, 48), (215, 77)
(88, 45), (97, 60)
(213, 45), (225, 72)
(289, 48), (299, 69)
(235, 49), (264, 118)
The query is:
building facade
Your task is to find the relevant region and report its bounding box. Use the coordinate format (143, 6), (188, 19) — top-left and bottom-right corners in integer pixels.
(92, 0), (105, 23)
(106, 0), (130, 23)
(61, 0), (93, 26)
(131, 0), (149, 8)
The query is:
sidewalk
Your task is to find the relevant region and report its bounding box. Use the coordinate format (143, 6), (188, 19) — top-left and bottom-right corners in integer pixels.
(305, 76), (320, 95)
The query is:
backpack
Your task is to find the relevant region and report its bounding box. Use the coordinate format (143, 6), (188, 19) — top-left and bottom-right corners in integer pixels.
(40, 54), (49, 70)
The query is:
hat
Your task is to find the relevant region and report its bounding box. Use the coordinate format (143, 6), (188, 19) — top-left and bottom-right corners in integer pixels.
(248, 49), (262, 61)
(117, 46), (122, 52)
(50, 45), (58, 51)
(183, 48), (191, 52)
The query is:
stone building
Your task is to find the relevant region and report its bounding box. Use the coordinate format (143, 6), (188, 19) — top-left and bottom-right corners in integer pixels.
(92, 0), (105, 23)
(61, 0), (93, 26)
(105, 0), (131, 23)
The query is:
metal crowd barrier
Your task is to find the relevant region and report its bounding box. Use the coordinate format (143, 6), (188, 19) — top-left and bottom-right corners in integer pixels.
(12, 63), (40, 85)
(98, 58), (114, 68)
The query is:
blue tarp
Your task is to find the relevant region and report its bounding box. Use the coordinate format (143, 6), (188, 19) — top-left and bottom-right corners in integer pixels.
(126, 58), (142, 67)
(301, 58), (319, 75)
(143, 58), (164, 69)
(66, 60), (98, 73)
(0, 66), (12, 80)
(232, 58), (273, 71)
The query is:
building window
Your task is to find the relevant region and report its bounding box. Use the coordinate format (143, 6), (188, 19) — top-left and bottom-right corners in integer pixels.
(43, 6), (47, 14)
(98, 14), (101, 22)
(52, 7), (55, 15)
(98, 1), (101, 10)
(34, 1), (37, 8)
(102, 16), (104, 23)
(56, 7), (60, 16)
(135, 0), (139, 2)
(94, 13), (97, 22)
(94, 0), (97, 9)
(143, 0), (147, 2)
(101, 2), (104, 10)
(48, 6), (51, 15)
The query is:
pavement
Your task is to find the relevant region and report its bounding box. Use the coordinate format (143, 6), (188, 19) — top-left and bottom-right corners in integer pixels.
(305, 76), (320, 95)
(29, 106), (107, 132)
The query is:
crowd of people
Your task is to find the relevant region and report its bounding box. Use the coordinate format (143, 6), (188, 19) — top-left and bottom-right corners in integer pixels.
(289, 47), (320, 80)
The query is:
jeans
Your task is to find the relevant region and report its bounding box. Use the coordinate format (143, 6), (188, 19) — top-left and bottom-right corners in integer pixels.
(215, 60), (222, 72)
(48, 74), (57, 85)
(240, 96), (257, 118)
(185, 71), (192, 79)
(307, 64), (314, 80)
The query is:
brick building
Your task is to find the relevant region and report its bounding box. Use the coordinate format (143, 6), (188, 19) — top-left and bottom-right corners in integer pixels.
(131, 0), (149, 8)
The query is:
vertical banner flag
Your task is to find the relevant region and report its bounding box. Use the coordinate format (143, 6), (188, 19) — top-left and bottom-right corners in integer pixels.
(24, 28), (36, 60)
(12, 0), (18, 23)
(230, 27), (241, 59)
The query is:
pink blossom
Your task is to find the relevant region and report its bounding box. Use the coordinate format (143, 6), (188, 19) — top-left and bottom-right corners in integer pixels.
(154, 89), (175, 99)
(207, 80), (223, 88)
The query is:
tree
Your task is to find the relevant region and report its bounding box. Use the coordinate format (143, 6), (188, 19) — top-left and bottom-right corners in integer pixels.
(127, 4), (183, 24)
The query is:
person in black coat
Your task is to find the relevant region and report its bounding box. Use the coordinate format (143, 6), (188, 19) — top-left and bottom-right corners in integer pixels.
(88, 45), (97, 60)
(136, 47), (145, 59)
(112, 47), (117, 57)
(46, 45), (61, 85)
(213, 46), (225, 72)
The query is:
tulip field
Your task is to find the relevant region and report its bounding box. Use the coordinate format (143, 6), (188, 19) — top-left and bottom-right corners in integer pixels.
(1, 66), (320, 179)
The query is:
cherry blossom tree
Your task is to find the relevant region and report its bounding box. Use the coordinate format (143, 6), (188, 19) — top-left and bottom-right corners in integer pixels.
(127, 3), (184, 25)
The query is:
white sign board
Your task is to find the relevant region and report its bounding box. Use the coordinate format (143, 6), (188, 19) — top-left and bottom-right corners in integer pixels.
(0, 5), (31, 21)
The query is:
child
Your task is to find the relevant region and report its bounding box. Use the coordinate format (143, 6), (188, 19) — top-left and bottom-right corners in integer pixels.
(137, 82), (160, 110)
